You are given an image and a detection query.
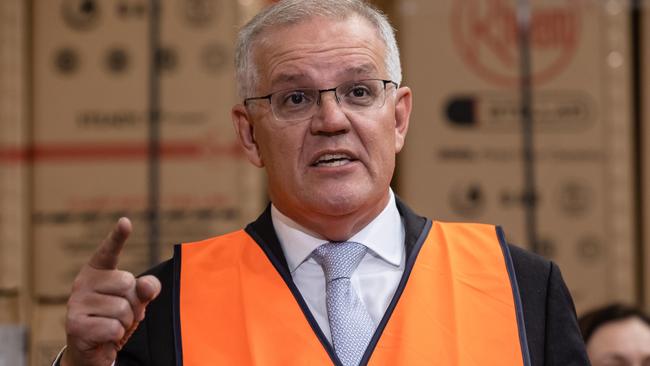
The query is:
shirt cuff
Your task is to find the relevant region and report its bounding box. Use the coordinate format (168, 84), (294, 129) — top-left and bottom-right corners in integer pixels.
(51, 346), (66, 366)
(51, 346), (115, 366)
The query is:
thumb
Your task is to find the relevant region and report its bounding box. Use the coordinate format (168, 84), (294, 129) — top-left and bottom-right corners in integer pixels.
(134, 275), (161, 322)
(136, 275), (161, 303)
(114, 275), (161, 351)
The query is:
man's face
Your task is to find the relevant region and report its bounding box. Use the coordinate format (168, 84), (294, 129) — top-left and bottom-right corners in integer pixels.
(586, 317), (650, 366)
(232, 16), (411, 240)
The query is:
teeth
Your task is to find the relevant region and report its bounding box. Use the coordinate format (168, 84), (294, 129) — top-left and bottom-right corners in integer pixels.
(318, 153), (349, 161)
(314, 153), (352, 166)
(317, 159), (349, 167)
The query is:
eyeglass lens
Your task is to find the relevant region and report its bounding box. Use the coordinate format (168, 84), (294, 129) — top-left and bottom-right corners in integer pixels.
(271, 79), (390, 121)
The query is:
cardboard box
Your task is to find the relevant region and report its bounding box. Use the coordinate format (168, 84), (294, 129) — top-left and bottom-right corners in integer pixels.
(643, 0), (650, 311)
(397, 0), (636, 312)
(30, 303), (66, 366)
(31, 0), (264, 298)
(0, 294), (19, 324)
(31, 0), (151, 299)
(156, 0), (264, 256)
(0, 0), (28, 297)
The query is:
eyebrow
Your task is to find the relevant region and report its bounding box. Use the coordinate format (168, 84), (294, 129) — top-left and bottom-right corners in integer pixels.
(270, 73), (310, 87)
(269, 63), (381, 89)
(341, 63), (379, 77)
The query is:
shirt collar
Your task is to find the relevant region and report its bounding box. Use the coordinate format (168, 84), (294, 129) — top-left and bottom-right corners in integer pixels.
(272, 189), (404, 273)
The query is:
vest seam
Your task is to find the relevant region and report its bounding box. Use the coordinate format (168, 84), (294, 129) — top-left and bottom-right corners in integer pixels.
(244, 225), (343, 366)
(358, 218), (434, 366)
(172, 244), (184, 366)
(496, 226), (533, 366)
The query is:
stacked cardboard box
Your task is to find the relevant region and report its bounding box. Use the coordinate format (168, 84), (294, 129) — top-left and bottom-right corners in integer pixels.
(640, 1), (650, 311)
(0, 0), (28, 307)
(31, 0), (265, 296)
(29, 0), (266, 363)
(397, 0), (636, 313)
(29, 304), (66, 366)
(0, 1), (28, 365)
(32, 0), (152, 301)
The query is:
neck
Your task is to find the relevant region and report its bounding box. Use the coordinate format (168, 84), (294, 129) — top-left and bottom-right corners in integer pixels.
(273, 191), (391, 241)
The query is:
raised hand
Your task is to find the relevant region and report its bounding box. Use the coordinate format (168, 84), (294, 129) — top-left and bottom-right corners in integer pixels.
(62, 218), (161, 366)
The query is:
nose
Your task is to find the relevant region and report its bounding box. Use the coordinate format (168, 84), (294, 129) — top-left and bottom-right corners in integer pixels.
(310, 90), (350, 136)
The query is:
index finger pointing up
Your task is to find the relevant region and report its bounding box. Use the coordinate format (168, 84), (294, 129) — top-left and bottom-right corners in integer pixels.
(89, 217), (132, 270)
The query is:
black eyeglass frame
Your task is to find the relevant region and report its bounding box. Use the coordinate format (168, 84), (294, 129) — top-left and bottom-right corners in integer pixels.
(243, 79), (399, 112)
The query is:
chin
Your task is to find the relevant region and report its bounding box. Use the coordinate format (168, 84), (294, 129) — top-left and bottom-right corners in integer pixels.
(313, 197), (358, 216)
(306, 188), (372, 217)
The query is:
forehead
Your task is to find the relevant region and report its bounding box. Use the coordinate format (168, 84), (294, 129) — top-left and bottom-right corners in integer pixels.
(588, 318), (650, 357)
(253, 16), (387, 89)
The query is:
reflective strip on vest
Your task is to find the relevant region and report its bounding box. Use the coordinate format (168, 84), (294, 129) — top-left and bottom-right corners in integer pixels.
(174, 222), (528, 365)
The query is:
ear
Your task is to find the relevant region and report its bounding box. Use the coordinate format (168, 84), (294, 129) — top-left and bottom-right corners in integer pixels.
(393, 86), (412, 153)
(231, 104), (264, 167)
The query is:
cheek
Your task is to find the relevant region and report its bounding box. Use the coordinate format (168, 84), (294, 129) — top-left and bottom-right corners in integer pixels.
(370, 124), (397, 160)
(258, 126), (304, 172)
(373, 126), (398, 178)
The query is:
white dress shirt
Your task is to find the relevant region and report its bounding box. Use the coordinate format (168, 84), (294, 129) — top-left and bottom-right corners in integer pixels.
(272, 189), (406, 342)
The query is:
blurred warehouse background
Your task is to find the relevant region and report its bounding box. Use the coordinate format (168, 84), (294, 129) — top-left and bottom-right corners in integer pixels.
(0, 0), (648, 364)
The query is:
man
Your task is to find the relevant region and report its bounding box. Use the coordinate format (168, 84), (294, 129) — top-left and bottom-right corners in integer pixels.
(56, 1), (589, 365)
(579, 304), (650, 366)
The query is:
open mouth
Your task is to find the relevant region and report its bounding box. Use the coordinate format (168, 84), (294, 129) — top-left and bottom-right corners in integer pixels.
(311, 153), (357, 167)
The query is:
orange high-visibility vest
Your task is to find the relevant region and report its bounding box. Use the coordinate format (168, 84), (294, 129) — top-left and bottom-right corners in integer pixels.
(174, 221), (530, 365)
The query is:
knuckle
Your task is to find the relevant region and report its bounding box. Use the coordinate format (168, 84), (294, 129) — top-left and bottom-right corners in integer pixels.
(116, 298), (132, 316)
(66, 315), (84, 336)
(107, 318), (125, 340)
(120, 271), (135, 289)
(117, 271), (136, 291)
(66, 301), (81, 319)
(71, 275), (86, 291)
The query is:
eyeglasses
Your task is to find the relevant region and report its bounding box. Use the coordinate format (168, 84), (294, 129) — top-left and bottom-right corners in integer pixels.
(243, 79), (398, 122)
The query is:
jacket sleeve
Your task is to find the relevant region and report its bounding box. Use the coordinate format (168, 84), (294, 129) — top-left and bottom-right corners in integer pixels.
(117, 317), (150, 365)
(543, 262), (591, 366)
(117, 259), (176, 366)
(508, 244), (590, 366)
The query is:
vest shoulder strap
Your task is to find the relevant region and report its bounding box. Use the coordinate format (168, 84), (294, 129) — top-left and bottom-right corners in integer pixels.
(369, 222), (529, 366)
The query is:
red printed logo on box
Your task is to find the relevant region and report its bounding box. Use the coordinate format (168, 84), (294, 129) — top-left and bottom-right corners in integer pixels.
(451, 0), (581, 87)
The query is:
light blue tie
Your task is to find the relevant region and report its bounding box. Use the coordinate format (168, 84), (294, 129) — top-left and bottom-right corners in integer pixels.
(312, 242), (376, 366)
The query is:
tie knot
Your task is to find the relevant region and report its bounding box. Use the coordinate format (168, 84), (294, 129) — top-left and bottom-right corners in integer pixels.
(312, 241), (367, 283)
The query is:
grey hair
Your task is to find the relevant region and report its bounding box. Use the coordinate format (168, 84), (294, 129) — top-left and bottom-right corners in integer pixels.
(234, 0), (402, 99)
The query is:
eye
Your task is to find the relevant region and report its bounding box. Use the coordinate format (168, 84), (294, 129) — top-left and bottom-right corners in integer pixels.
(349, 85), (371, 98)
(281, 91), (311, 106)
(289, 93), (305, 104)
(341, 81), (379, 107)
